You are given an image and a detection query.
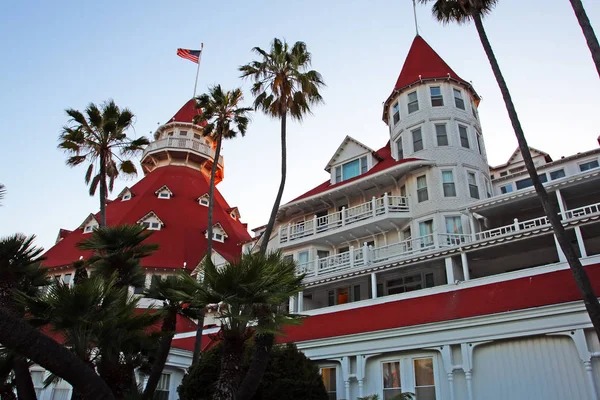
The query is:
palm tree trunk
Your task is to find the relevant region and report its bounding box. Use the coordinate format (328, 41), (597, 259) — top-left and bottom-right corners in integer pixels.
(473, 12), (600, 341)
(569, 0), (600, 78)
(236, 333), (274, 400)
(259, 111), (287, 255)
(99, 154), (107, 227)
(192, 310), (205, 365)
(142, 309), (177, 400)
(0, 307), (116, 400)
(13, 357), (36, 400)
(212, 336), (245, 400)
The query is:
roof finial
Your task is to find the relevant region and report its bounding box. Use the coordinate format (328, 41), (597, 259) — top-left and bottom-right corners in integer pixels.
(413, 0), (419, 36)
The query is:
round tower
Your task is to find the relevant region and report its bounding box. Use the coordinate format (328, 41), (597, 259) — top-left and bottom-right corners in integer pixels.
(382, 35), (490, 241)
(141, 99), (224, 184)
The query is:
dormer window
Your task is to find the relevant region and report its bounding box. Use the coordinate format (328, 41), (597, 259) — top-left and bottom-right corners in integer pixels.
(123, 194), (131, 201)
(230, 213), (236, 220)
(205, 223), (228, 243)
(334, 156), (368, 183)
(198, 194), (209, 207)
(155, 185), (173, 199)
(84, 225), (95, 233)
(80, 214), (99, 234)
(120, 188), (133, 202)
(137, 211), (164, 231)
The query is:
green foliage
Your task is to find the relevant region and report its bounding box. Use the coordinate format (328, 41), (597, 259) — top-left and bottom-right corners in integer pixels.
(417, 0), (498, 24)
(178, 342), (328, 400)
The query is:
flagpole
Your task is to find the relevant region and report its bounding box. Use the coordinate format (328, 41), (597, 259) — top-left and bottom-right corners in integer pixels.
(412, 0), (419, 36)
(192, 43), (204, 99)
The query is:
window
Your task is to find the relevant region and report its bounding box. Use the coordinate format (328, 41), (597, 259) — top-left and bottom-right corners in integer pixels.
(417, 175), (428, 202)
(414, 358), (436, 400)
(387, 273), (423, 294)
(194, 133), (201, 140)
(435, 124), (448, 146)
(213, 232), (224, 242)
(500, 171), (508, 177)
(579, 160), (599, 172)
(453, 88), (465, 110)
(336, 157), (368, 183)
(122, 194), (131, 201)
(419, 220), (434, 247)
(396, 136), (404, 160)
(407, 91), (419, 114)
(179, 130), (188, 136)
(430, 86), (443, 107)
(133, 285), (145, 295)
(509, 166), (525, 174)
(31, 371), (44, 398)
(158, 192), (170, 199)
(400, 185), (407, 197)
(425, 273), (435, 288)
(476, 132), (483, 154)
(468, 172), (479, 199)
(199, 197), (209, 206)
(142, 221), (161, 231)
(352, 284), (361, 302)
(500, 184), (513, 194)
(84, 225), (94, 233)
(515, 174), (548, 190)
(412, 128), (423, 152)
(337, 246), (349, 254)
(471, 100), (478, 119)
(458, 125), (470, 148)
(328, 290), (335, 306)
(51, 387), (71, 400)
(317, 250), (330, 260)
(64, 274), (72, 285)
(167, 131), (174, 137)
(382, 362), (402, 400)
(550, 169), (566, 180)
(298, 251), (309, 265)
(445, 216), (463, 234)
(392, 102), (400, 125)
(321, 367), (337, 400)
(442, 171), (456, 197)
(283, 254), (294, 263)
(154, 374), (171, 400)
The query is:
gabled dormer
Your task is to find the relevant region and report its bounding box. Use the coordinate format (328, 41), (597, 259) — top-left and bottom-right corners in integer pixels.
(118, 187), (134, 201)
(155, 185), (173, 199)
(137, 211), (165, 231)
(205, 222), (228, 243)
(197, 193), (210, 207)
(325, 136), (380, 184)
(80, 214), (99, 234)
(227, 207), (240, 220)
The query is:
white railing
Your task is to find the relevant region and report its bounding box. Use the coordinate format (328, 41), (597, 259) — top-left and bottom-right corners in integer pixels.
(143, 137), (224, 166)
(280, 194), (410, 244)
(294, 200), (600, 279)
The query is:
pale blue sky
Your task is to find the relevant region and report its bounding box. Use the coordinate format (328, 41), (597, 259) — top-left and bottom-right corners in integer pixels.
(1, 0), (599, 251)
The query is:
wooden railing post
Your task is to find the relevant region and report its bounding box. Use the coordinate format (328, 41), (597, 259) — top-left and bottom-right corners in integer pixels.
(371, 196), (377, 217)
(314, 257), (320, 276)
(341, 207), (346, 226)
(513, 218), (519, 231)
(349, 246), (355, 268)
(313, 215), (317, 235)
(363, 242), (370, 265)
(383, 193), (389, 214)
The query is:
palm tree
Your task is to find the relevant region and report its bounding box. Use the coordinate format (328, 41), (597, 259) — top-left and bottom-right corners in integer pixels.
(194, 251), (304, 400)
(0, 234), (47, 400)
(77, 224), (158, 289)
(418, 0), (600, 341)
(58, 100), (149, 226)
(239, 38), (325, 255)
(142, 274), (200, 400)
(568, 0), (600, 77)
(190, 85), (252, 363)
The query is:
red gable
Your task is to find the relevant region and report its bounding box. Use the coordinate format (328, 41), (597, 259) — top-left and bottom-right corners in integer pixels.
(170, 99), (201, 124)
(43, 165), (251, 270)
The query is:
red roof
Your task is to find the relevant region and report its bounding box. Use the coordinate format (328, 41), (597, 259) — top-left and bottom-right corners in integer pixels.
(287, 141), (421, 203)
(279, 263), (600, 343)
(171, 332), (219, 352)
(43, 165), (251, 270)
(170, 99), (202, 124)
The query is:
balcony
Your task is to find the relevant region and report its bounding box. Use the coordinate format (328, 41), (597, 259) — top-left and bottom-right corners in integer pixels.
(279, 195), (410, 246)
(296, 200), (600, 283)
(142, 137), (224, 167)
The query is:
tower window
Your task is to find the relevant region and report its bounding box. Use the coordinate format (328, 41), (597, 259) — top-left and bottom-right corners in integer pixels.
(430, 86), (443, 107)
(179, 130), (188, 136)
(459, 125), (470, 149)
(407, 91), (419, 114)
(396, 136), (404, 160)
(442, 171), (456, 197)
(412, 128), (423, 152)
(468, 172), (479, 199)
(392, 102), (400, 125)
(417, 175), (428, 202)
(454, 88), (465, 110)
(435, 124), (448, 146)
(476, 132), (483, 154)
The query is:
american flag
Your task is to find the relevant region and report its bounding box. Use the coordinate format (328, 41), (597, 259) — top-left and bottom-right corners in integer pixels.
(177, 48), (202, 64)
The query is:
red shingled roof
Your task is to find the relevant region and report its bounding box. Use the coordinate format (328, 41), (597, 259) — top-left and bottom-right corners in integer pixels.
(287, 141), (421, 204)
(170, 99), (202, 124)
(43, 165), (251, 270)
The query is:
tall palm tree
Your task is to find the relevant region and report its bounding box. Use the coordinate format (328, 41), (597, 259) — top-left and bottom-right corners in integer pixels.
(194, 251), (304, 400)
(190, 85), (252, 364)
(77, 224), (158, 289)
(239, 38), (325, 255)
(142, 274), (200, 400)
(568, 0), (600, 77)
(418, 0), (600, 341)
(0, 234), (47, 400)
(58, 100), (149, 226)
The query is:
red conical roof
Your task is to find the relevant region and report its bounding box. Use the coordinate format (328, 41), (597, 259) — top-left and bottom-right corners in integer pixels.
(393, 35), (468, 90)
(170, 99), (202, 124)
(42, 165), (251, 270)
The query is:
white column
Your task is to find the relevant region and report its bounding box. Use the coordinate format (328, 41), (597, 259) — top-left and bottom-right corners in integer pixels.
(575, 226), (588, 258)
(341, 207), (346, 226)
(297, 291), (304, 313)
(555, 189), (567, 219)
(384, 192), (389, 214)
(554, 234), (567, 263)
(583, 361), (598, 400)
(312, 215), (317, 235)
(371, 196), (377, 217)
(465, 371), (474, 400)
(469, 216), (477, 241)
(341, 356), (351, 400)
(461, 253), (470, 281)
(349, 246), (355, 268)
(288, 296), (295, 313)
(445, 257), (455, 284)
(461, 343), (474, 400)
(363, 242), (371, 265)
(371, 272), (378, 299)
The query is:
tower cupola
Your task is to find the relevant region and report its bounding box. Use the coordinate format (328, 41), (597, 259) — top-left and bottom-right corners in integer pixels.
(141, 99), (225, 184)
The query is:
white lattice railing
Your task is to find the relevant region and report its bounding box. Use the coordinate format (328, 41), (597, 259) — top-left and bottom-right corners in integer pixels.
(143, 137), (224, 166)
(280, 195), (410, 244)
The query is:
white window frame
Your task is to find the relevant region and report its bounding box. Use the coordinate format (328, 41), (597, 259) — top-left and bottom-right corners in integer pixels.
(334, 155), (369, 183)
(458, 124), (470, 149)
(122, 194), (131, 201)
(84, 224), (95, 233)
(407, 91), (419, 114)
(396, 136), (404, 160)
(549, 169), (566, 180)
(379, 353), (440, 400)
(416, 175), (428, 203)
(429, 86), (443, 107)
(179, 130), (188, 136)
(441, 170), (456, 197)
(579, 159), (599, 172)
(213, 232), (224, 242)
(199, 197), (209, 206)
(453, 88), (465, 110)
(142, 221), (162, 231)
(392, 102), (400, 125)
(158, 191), (171, 199)
(435, 123), (448, 146)
(412, 127), (423, 152)
(320, 365), (338, 400)
(154, 373), (171, 400)
(467, 171), (479, 199)
(413, 356), (438, 400)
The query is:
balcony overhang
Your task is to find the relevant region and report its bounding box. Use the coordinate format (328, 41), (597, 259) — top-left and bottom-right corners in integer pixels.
(279, 159), (434, 219)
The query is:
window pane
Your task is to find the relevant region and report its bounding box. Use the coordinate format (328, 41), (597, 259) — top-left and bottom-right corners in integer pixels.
(383, 362), (401, 388)
(445, 217), (463, 234)
(298, 251), (309, 264)
(335, 166), (342, 183)
(360, 156), (368, 174)
(408, 92), (419, 113)
(342, 159), (361, 181)
(580, 160), (599, 171)
(500, 185), (513, 194)
(459, 126), (469, 148)
(454, 89), (465, 110)
(417, 175), (427, 189)
(416, 386), (436, 400)
(412, 128), (423, 152)
(415, 358), (435, 386)
(322, 367), (337, 392)
(550, 169), (566, 180)
(442, 171), (453, 183)
(396, 137), (404, 160)
(393, 102), (400, 124)
(63, 274), (72, 284)
(435, 125), (448, 146)
(383, 389), (404, 400)
(430, 86), (443, 107)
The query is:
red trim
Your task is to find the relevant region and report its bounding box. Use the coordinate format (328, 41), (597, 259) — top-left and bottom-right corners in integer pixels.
(278, 264), (600, 343)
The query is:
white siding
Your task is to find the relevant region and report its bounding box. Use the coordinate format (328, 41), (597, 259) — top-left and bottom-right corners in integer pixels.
(472, 336), (590, 400)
